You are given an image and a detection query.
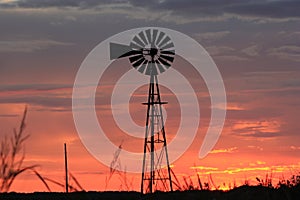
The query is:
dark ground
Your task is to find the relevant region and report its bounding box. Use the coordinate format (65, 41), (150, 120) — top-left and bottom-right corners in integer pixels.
(1, 185), (299, 200)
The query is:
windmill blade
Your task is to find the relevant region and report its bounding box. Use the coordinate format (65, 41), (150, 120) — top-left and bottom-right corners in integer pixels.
(160, 54), (174, 63)
(156, 31), (165, 46)
(133, 35), (145, 47)
(138, 31), (148, 46)
(145, 62), (158, 75)
(160, 42), (174, 50)
(160, 50), (175, 55)
(119, 50), (142, 58)
(145, 29), (152, 45)
(129, 54), (144, 64)
(130, 42), (143, 50)
(131, 56), (145, 69)
(138, 60), (148, 74)
(158, 36), (171, 47)
(155, 60), (166, 74)
(145, 61), (152, 75)
(151, 29), (158, 46)
(151, 62), (158, 75)
(158, 57), (171, 68)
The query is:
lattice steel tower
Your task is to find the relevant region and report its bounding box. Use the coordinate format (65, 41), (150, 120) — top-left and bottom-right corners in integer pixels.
(109, 28), (175, 193)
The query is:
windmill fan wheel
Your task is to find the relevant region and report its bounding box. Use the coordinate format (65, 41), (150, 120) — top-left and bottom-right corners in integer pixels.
(128, 29), (175, 76)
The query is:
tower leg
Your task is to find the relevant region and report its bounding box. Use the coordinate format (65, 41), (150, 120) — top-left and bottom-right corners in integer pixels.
(155, 75), (173, 192)
(141, 75), (173, 194)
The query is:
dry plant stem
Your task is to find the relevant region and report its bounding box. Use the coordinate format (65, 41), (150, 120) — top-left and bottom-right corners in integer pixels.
(105, 143), (134, 191)
(209, 173), (218, 190)
(196, 172), (203, 190)
(0, 107), (50, 192)
(170, 168), (182, 191)
(0, 107), (37, 192)
(40, 172), (85, 192)
(69, 172), (84, 191)
(33, 170), (51, 192)
(105, 144), (122, 190)
(193, 165), (203, 190)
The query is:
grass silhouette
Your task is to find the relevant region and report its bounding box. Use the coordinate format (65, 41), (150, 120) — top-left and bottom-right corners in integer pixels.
(0, 107), (85, 193)
(0, 107), (47, 192)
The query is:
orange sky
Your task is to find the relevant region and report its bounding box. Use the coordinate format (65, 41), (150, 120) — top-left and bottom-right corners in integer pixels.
(2, 61), (300, 192)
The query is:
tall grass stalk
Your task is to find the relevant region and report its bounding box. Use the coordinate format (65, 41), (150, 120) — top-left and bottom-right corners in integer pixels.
(0, 107), (48, 192)
(105, 142), (134, 191)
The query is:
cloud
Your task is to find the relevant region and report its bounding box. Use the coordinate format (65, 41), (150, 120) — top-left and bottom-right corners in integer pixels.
(256, 160), (266, 165)
(0, 95), (71, 109)
(223, 166), (271, 174)
(277, 31), (300, 40)
(242, 45), (260, 57)
(0, 114), (18, 117)
(214, 55), (249, 61)
(238, 70), (300, 95)
(194, 31), (230, 42)
(0, 84), (72, 92)
(209, 147), (238, 154)
(0, 84), (115, 112)
(0, 0), (299, 22)
(0, 0), (111, 8)
(212, 102), (245, 111)
(191, 163), (300, 175)
(267, 45), (300, 62)
(74, 171), (104, 175)
(205, 46), (249, 61)
(226, 0), (300, 19)
(0, 39), (73, 53)
(205, 45), (235, 56)
(0, 0), (17, 3)
(247, 145), (263, 151)
(190, 166), (219, 171)
(226, 104), (245, 111)
(0, 84), (73, 110)
(231, 119), (282, 138)
(148, 0), (300, 21)
(290, 146), (300, 150)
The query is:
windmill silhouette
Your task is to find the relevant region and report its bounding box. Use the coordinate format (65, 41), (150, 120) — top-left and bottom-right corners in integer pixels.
(109, 28), (175, 193)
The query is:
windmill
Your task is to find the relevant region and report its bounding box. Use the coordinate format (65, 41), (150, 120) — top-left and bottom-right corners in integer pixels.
(109, 28), (175, 193)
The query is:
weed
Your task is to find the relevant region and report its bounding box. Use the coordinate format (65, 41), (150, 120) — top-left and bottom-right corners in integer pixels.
(0, 107), (47, 192)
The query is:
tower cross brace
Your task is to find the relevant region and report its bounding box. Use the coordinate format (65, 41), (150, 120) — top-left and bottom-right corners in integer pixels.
(141, 74), (173, 194)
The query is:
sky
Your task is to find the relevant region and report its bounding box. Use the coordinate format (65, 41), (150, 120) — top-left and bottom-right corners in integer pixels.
(0, 0), (300, 192)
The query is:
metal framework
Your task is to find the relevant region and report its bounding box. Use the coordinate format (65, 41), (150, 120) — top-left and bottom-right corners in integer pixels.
(141, 74), (173, 194)
(108, 29), (175, 194)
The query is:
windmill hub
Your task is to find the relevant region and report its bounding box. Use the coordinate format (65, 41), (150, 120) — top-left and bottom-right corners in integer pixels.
(142, 47), (160, 61)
